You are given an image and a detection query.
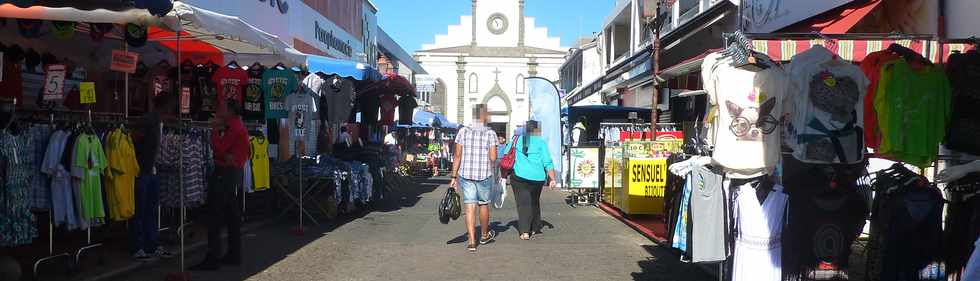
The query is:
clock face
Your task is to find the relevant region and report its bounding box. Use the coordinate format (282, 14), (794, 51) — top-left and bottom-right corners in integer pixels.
(487, 13), (508, 35)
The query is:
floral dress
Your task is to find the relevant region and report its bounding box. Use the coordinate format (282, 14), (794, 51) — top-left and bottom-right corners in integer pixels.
(0, 131), (38, 246)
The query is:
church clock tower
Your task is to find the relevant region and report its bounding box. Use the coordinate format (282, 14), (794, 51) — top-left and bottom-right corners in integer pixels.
(472, 0), (525, 47)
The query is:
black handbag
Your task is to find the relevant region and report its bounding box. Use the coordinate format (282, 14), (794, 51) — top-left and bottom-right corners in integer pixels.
(438, 188), (461, 224)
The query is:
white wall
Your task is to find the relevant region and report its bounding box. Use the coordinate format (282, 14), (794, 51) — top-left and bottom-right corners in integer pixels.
(417, 53), (562, 133)
(420, 1), (563, 51)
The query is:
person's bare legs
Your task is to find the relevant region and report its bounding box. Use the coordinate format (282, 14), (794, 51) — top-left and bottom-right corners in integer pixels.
(465, 203), (478, 245)
(479, 204), (490, 239)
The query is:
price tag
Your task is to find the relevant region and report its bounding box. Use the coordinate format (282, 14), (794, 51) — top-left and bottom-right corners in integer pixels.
(79, 82), (96, 104)
(180, 87), (191, 114)
(110, 49), (139, 74)
(43, 64), (67, 101)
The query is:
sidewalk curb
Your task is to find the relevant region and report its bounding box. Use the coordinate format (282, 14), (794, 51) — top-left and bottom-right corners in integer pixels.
(81, 218), (276, 281)
(596, 202), (667, 244)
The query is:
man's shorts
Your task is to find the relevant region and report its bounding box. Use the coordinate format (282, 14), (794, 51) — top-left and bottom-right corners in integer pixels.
(459, 177), (492, 205)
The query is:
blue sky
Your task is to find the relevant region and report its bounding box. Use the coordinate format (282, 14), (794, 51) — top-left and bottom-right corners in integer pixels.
(373, 0), (616, 54)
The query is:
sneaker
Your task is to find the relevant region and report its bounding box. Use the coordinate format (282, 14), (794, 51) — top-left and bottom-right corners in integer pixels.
(479, 230), (496, 245)
(155, 247), (174, 259)
(133, 250), (154, 261)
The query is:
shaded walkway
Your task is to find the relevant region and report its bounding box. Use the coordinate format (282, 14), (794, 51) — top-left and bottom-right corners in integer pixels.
(105, 177), (712, 281)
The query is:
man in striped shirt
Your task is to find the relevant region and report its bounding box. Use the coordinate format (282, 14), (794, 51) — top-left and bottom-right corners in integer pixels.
(450, 104), (498, 253)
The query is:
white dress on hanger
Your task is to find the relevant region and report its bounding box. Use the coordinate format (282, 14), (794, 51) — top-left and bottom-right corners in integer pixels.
(733, 182), (788, 281)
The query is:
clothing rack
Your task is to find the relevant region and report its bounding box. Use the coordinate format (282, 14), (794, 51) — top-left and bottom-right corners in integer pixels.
(31, 113), (70, 280)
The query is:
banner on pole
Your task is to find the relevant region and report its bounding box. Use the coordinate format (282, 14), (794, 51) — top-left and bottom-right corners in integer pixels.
(43, 64), (67, 101)
(110, 49), (139, 74)
(79, 82), (96, 104)
(181, 87), (191, 114)
(527, 77), (562, 183)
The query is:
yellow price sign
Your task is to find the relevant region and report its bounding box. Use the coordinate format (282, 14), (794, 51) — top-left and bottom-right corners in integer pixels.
(626, 159), (667, 198)
(79, 82), (96, 104)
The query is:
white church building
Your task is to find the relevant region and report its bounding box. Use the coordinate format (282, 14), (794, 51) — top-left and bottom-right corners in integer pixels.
(414, 0), (566, 137)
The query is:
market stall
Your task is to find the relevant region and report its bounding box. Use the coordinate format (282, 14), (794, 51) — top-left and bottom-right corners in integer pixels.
(0, 1), (390, 279)
(652, 29), (980, 281)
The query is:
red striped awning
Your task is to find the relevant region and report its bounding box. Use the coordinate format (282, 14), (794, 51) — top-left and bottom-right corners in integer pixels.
(751, 39), (976, 63)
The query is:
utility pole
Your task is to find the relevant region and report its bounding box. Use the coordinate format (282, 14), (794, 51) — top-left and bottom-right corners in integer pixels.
(642, 0), (662, 134)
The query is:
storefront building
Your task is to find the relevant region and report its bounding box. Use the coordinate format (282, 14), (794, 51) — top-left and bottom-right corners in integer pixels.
(559, 39), (604, 107)
(181, 0), (379, 64)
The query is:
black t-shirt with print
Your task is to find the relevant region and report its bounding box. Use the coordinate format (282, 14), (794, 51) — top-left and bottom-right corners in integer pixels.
(243, 65), (266, 120)
(397, 95), (417, 125)
(193, 64), (218, 121)
(359, 93), (380, 124)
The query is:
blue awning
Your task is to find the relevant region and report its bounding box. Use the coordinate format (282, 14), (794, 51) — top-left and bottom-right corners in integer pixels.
(412, 110), (458, 129)
(306, 55), (383, 81)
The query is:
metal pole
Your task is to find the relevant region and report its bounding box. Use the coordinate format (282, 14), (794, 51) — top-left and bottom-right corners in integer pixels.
(124, 43), (129, 118)
(176, 23), (185, 273)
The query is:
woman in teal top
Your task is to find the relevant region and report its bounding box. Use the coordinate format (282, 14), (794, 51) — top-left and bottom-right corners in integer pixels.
(506, 120), (557, 240)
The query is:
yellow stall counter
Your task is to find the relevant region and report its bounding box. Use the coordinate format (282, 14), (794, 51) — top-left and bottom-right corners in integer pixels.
(616, 158), (668, 215)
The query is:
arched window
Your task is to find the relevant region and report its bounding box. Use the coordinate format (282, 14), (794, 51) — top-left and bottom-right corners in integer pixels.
(468, 73), (479, 93)
(516, 74), (526, 94)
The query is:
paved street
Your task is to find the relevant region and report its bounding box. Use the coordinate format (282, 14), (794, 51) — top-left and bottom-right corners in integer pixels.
(106, 178), (713, 281)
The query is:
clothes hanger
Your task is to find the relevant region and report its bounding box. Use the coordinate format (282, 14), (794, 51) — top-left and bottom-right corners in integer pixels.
(274, 62), (287, 70)
(752, 175), (775, 204)
(250, 62), (263, 70)
(226, 61), (240, 68)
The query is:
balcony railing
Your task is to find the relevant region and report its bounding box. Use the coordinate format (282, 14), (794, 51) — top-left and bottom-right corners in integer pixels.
(660, 0), (724, 37)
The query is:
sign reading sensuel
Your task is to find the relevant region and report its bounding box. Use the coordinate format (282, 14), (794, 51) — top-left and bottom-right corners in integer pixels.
(627, 158), (668, 199)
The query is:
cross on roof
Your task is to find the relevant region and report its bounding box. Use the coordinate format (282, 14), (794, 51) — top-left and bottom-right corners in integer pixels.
(493, 68), (502, 82)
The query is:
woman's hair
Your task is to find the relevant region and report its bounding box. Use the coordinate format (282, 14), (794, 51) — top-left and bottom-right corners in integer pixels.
(525, 120), (540, 135)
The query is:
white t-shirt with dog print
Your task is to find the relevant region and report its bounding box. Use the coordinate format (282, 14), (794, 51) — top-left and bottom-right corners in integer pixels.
(702, 52), (793, 178)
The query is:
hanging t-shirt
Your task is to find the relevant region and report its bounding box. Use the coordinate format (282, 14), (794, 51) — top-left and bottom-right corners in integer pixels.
(250, 136), (271, 191)
(319, 75), (355, 125)
(149, 64), (174, 106)
(359, 92), (380, 124)
(262, 68), (298, 119)
(243, 65), (266, 120)
(0, 55), (23, 102)
(213, 66), (248, 113)
(874, 60), (951, 167)
(71, 133), (108, 220)
(860, 51), (901, 150)
(380, 94), (397, 125)
(785, 46), (869, 164)
(944, 50), (980, 155)
(397, 95), (418, 125)
(702, 52), (791, 178)
(286, 92), (318, 157)
(689, 163), (728, 263)
(193, 64), (219, 120)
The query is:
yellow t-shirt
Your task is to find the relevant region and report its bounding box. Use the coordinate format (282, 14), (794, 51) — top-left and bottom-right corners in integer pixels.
(104, 129), (139, 221)
(250, 136), (271, 191)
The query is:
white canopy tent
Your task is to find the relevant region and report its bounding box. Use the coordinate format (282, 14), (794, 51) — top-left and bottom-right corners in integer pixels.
(160, 2), (307, 66)
(0, 2), (307, 67)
